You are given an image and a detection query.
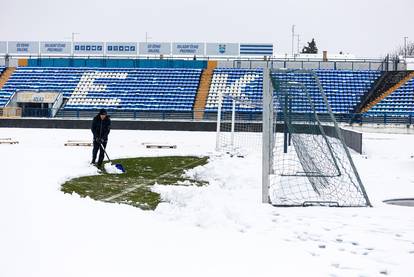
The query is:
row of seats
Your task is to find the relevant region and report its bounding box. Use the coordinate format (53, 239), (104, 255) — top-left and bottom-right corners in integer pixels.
(367, 78), (414, 115)
(0, 67), (202, 111)
(0, 67), (6, 106)
(205, 68), (263, 113)
(271, 70), (381, 114)
(204, 69), (381, 114)
(1, 66), (414, 116)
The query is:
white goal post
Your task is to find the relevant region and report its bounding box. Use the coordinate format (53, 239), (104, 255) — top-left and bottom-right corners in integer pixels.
(264, 68), (371, 207)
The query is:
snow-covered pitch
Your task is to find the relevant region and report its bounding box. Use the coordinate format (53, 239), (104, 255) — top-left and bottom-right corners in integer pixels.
(0, 127), (413, 277)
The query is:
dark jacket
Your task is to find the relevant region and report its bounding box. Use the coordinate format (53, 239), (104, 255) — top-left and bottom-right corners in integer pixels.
(91, 115), (111, 141)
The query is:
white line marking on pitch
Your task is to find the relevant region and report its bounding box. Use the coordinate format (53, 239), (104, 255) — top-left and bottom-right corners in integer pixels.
(102, 158), (206, 202)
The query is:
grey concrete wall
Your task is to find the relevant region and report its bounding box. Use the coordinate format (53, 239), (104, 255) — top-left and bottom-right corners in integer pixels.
(340, 128), (363, 154)
(285, 61), (303, 69)
(8, 58), (18, 67)
(335, 62), (354, 70)
(216, 60), (234, 68)
(271, 61), (286, 69)
(352, 62), (371, 70)
(322, 125), (363, 154)
(0, 118), (218, 131)
(250, 61), (268, 69)
(215, 59), (400, 71)
(302, 62), (320, 69)
(369, 62), (383, 70)
(319, 62), (335, 69)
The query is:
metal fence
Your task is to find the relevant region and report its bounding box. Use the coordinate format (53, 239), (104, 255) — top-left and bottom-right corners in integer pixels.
(219, 59), (405, 71)
(12, 107), (414, 126)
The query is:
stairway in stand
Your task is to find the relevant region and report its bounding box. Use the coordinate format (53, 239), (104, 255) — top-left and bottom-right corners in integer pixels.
(193, 61), (217, 120)
(0, 67), (16, 90)
(354, 70), (414, 114)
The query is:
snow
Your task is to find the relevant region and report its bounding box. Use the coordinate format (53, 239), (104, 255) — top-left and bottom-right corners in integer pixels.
(103, 162), (124, 174)
(0, 127), (413, 277)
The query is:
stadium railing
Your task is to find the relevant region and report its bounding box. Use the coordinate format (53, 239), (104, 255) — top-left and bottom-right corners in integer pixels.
(12, 107), (414, 126)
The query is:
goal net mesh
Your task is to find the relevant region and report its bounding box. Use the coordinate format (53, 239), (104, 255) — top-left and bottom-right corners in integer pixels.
(215, 92), (262, 157)
(269, 70), (370, 207)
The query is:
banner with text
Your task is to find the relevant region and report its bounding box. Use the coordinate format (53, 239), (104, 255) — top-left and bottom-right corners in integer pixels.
(240, 43), (273, 56)
(106, 42), (137, 55)
(8, 41), (39, 54)
(206, 43), (239, 56)
(172, 43), (204, 55)
(40, 41), (71, 55)
(73, 42), (104, 55)
(0, 41), (6, 53)
(139, 42), (171, 55)
(16, 92), (60, 103)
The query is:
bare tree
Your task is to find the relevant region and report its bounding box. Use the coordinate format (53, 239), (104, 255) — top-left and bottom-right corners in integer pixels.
(388, 42), (414, 59)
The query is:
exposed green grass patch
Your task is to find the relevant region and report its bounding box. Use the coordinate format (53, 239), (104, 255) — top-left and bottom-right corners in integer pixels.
(61, 156), (209, 210)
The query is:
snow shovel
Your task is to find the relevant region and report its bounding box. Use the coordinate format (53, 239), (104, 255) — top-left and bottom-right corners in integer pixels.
(99, 143), (126, 173)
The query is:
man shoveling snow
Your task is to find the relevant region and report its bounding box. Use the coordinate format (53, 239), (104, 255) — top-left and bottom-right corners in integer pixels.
(91, 109), (111, 169)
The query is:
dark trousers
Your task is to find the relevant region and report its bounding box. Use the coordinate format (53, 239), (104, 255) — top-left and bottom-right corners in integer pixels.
(92, 140), (107, 166)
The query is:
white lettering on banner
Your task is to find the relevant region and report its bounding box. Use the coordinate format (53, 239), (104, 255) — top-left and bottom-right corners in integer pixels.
(45, 43), (66, 52)
(172, 43), (204, 55)
(106, 43), (137, 54)
(67, 72), (127, 106)
(148, 44), (161, 53)
(177, 44), (199, 54)
(16, 43), (30, 52)
(16, 92), (59, 103)
(206, 74), (260, 108)
(139, 42), (171, 55)
(73, 43), (104, 54)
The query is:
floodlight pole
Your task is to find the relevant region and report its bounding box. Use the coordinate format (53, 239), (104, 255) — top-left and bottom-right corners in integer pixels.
(404, 36), (408, 60)
(145, 32), (152, 43)
(296, 34), (300, 54)
(71, 32), (79, 56)
(291, 25), (295, 58)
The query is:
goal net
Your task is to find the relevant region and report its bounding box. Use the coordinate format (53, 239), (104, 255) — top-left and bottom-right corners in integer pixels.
(264, 69), (371, 207)
(215, 94), (262, 156)
(215, 80), (263, 157)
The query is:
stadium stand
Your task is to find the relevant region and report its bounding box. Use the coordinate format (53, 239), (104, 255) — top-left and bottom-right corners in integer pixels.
(1, 65), (414, 119)
(0, 67), (202, 111)
(205, 68), (263, 113)
(366, 78), (414, 115)
(204, 69), (381, 116)
(271, 70), (381, 114)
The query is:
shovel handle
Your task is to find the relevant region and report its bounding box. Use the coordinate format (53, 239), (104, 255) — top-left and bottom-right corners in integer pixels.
(99, 142), (112, 163)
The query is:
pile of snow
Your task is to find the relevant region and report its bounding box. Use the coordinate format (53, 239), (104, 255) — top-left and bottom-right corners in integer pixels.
(104, 162), (124, 174)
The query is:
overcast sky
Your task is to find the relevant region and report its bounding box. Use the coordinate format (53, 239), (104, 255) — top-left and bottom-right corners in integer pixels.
(1, 0), (413, 57)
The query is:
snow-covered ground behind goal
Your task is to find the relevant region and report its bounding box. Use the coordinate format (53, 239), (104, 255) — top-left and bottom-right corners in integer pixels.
(0, 127), (413, 276)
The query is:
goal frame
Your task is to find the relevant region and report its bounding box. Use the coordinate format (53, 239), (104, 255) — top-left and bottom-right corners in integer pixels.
(262, 68), (371, 207)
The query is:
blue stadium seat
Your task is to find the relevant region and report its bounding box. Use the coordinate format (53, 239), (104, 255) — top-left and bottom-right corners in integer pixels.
(2, 66), (412, 116)
(271, 70), (381, 114)
(0, 67), (202, 112)
(366, 78), (414, 116)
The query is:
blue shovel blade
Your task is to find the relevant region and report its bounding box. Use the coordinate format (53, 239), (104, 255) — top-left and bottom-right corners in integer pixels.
(115, 163), (125, 173)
